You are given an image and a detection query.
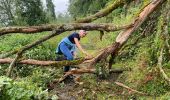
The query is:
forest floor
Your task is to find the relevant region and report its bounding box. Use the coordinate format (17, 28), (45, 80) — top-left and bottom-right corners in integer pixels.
(47, 72), (122, 99)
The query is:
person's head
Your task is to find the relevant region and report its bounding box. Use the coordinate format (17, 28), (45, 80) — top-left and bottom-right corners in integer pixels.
(79, 30), (87, 38)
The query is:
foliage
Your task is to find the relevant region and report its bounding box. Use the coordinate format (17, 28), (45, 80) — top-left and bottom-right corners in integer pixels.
(0, 76), (49, 100)
(140, 69), (170, 96)
(0, 0), (49, 26)
(0, 0), (15, 26)
(14, 0), (48, 26)
(68, 0), (111, 18)
(160, 92), (170, 100)
(46, 0), (56, 20)
(95, 61), (109, 79)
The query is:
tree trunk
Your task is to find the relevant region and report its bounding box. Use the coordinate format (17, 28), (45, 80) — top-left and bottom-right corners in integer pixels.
(0, 23), (133, 36)
(0, 58), (88, 66)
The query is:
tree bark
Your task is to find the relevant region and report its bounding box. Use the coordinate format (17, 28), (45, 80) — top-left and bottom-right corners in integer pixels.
(90, 42), (120, 66)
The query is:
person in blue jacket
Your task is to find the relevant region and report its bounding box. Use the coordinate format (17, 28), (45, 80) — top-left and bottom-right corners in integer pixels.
(56, 30), (91, 73)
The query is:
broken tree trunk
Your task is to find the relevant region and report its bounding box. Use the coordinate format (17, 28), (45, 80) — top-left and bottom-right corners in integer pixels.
(0, 23), (133, 36)
(89, 42), (120, 66)
(89, 0), (165, 66)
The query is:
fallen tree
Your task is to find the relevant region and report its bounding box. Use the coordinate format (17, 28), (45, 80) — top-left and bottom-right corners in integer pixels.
(0, 58), (87, 66)
(0, 0), (131, 77)
(0, 0), (166, 77)
(0, 23), (133, 59)
(0, 23), (133, 36)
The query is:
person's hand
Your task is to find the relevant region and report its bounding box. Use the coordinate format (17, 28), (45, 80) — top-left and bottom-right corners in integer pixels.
(83, 51), (88, 56)
(83, 52), (93, 59)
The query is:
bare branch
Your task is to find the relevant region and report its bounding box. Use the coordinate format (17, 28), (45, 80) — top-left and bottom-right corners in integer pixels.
(6, 52), (22, 77)
(0, 23), (133, 36)
(114, 81), (148, 95)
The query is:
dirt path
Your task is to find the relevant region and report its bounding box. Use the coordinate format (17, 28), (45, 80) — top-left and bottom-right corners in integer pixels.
(48, 72), (122, 99)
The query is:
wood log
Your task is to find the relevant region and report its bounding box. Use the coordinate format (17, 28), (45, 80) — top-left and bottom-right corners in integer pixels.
(0, 58), (88, 66)
(0, 23), (133, 36)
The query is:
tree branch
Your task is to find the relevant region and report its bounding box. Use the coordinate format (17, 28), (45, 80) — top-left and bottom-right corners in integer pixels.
(75, 0), (132, 23)
(0, 58), (89, 66)
(0, 23), (133, 36)
(6, 52), (22, 77)
(58, 68), (130, 82)
(114, 81), (148, 95)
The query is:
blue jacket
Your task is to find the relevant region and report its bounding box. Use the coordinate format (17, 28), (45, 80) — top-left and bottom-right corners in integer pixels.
(56, 37), (76, 54)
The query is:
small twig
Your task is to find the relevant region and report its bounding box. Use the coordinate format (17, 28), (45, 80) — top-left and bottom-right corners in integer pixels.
(114, 81), (148, 95)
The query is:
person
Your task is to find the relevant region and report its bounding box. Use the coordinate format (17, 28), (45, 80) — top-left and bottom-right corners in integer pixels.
(56, 30), (91, 73)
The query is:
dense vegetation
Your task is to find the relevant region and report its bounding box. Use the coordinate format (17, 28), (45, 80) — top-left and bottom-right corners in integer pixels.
(0, 0), (170, 99)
